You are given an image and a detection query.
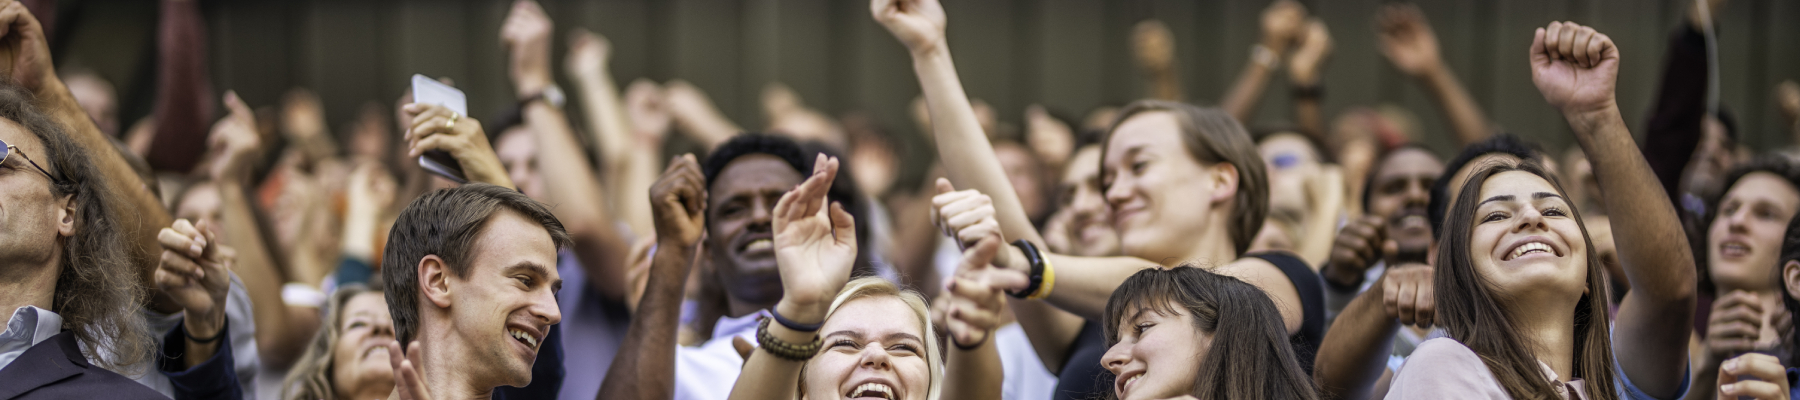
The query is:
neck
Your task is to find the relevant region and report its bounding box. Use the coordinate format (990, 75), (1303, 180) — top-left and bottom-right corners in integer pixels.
(416, 333), (497, 400)
(1512, 296), (1579, 383)
(1174, 215), (1238, 267)
(0, 258), (59, 317)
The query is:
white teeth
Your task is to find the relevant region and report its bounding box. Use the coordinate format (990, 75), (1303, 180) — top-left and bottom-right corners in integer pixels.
(1510, 242), (1552, 260)
(509, 329), (537, 348)
(745, 239), (773, 252)
(1127, 375), (1140, 387)
(850, 383), (895, 399)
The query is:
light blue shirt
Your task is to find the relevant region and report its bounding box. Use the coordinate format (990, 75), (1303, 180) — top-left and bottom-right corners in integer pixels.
(0, 305), (63, 372)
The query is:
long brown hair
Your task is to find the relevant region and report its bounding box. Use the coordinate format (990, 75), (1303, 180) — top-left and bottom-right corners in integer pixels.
(1435, 161), (1618, 400)
(282, 284), (381, 400)
(4, 83), (153, 373)
(1100, 101), (1267, 255)
(1103, 266), (1318, 400)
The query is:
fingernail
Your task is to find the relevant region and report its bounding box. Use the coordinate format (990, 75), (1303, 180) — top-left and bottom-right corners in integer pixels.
(191, 244), (204, 255)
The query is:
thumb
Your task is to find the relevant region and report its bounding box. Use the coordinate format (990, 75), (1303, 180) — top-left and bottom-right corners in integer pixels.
(965, 236), (1003, 271)
(732, 336), (755, 362)
(936, 177), (955, 195)
(1381, 239), (1401, 266)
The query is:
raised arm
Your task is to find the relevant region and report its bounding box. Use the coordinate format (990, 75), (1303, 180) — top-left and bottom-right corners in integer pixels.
(1132, 20), (1182, 101)
(1531, 21), (1695, 398)
(664, 80), (742, 150)
(730, 155), (855, 400)
(1288, 19), (1331, 142)
(1222, 0), (1306, 123)
(504, 0), (631, 302)
(209, 92), (319, 368)
(598, 155), (708, 400)
(566, 29), (657, 237)
(1377, 3), (1492, 146)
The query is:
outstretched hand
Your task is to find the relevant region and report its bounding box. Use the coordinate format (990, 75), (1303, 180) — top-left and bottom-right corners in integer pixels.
(208, 91), (262, 183)
(1530, 21), (1620, 120)
(1260, 0), (1308, 53)
(772, 154), (857, 324)
(501, 0), (554, 98)
(564, 28), (610, 81)
(871, 0), (947, 56)
(1377, 3), (1442, 77)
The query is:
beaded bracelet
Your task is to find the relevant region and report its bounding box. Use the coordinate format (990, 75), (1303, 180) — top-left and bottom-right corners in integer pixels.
(756, 318), (822, 361)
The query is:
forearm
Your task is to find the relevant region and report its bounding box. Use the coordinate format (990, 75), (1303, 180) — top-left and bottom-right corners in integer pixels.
(145, 0), (213, 172)
(616, 146), (661, 239)
(1312, 284), (1400, 400)
(217, 180), (304, 366)
(941, 339), (1004, 400)
(1417, 66), (1493, 146)
(1221, 58), (1275, 124)
(37, 78), (178, 312)
(1009, 300), (1084, 374)
(572, 69), (635, 175)
(1294, 93), (1326, 145)
(1147, 69), (1183, 101)
(1040, 253), (1152, 320)
(1297, 185), (1343, 268)
(670, 102), (741, 150)
(599, 242), (693, 400)
(524, 102), (630, 301)
(911, 46), (1044, 245)
(727, 323), (810, 400)
(1572, 108), (1695, 397)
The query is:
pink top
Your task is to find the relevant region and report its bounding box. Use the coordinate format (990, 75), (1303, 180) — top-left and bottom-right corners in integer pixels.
(1385, 338), (1590, 400)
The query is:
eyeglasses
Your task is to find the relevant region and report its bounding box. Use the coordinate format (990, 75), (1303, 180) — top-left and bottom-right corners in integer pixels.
(0, 137), (62, 183)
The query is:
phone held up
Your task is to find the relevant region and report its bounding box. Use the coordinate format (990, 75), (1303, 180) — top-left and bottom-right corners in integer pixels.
(411, 74), (469, 184)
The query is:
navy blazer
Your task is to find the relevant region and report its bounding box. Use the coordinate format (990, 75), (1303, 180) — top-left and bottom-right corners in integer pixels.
(0, 331), (168, 399)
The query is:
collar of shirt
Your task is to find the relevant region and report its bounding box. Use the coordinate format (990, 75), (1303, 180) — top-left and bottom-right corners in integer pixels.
(0, 306), (63, 371)
(712, 309), (771, 341)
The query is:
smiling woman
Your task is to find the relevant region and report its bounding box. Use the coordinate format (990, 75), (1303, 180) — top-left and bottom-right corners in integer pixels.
(282, 284), (397, 400)
(1100, 266), (1317, 400)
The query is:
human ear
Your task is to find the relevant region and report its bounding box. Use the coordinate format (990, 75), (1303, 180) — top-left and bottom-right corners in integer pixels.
(1784, 260), (1800, 302)
(1209, 163), (1239, 204)
(419, 255), (453, 309)
(55, 193), (75, 238)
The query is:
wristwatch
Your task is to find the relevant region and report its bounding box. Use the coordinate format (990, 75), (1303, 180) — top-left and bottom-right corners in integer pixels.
(522, 84), (566, 109)
(1252, 45), (1279, 70)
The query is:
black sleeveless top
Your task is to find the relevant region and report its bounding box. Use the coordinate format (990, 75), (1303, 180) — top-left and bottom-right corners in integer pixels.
(1250, 251), (1326, 375)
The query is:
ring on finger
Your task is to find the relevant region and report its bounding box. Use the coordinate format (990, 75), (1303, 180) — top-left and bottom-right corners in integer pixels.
(445, 113), (460, 130)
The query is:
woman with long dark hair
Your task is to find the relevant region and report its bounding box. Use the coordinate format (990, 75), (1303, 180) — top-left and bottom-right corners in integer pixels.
(1386, 21), (1696, 399)
(1103, 266), (1318, 400)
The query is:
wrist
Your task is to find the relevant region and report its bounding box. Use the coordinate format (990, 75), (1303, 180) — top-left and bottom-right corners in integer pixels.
(184, 307), (226, 339)
(1322, 263), (1364, 288)
(1560, 102), (1623, 133)
(515, 76), (552, 99)
(774, 299), (826, 327)
(909, 41), (951, 62)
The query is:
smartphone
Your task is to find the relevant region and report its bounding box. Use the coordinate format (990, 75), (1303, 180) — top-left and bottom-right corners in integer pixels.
(410, 74), (469, 184)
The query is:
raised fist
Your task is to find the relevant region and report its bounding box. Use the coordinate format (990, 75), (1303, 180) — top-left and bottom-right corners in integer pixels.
(1530, 21), (1619, 117)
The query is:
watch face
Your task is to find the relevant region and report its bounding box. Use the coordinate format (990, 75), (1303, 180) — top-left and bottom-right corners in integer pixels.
(544, 85), (566, 108)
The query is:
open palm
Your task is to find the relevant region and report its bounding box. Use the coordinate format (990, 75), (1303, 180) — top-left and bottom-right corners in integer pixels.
(871, 0), (947, 54)
(1530, 22), (1619, 115)
(773, 154), (858, 313)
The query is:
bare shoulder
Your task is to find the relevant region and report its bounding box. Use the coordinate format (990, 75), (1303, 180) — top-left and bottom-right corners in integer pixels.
(1215, 257), (1304, 330)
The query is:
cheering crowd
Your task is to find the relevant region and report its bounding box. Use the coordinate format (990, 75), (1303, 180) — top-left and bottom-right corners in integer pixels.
(4, 0), (1800, 399)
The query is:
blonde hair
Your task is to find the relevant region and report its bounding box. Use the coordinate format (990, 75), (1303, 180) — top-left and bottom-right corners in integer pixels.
(805, 277), (943, 400)
(282, 284), (379, 400)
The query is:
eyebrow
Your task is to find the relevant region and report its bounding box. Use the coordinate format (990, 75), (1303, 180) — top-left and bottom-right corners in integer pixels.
(504, 262), (562, 292)
(1479, 192), (1562, 206)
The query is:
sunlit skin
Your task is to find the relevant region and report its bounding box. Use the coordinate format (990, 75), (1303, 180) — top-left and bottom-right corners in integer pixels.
(800, 296), (932, 400)
(422, 208), (563, 393)
(1368, 148), (1443, 255)
(332, 292), (398, 400)
(1102, 111), (1236, 264)
(1707, 172), (1800, 294)
(1054, 146), (1118, 257)
(494, 126), (544, 199)
(706, 154), (805, 317)
(1101, 303), (1210, 400)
